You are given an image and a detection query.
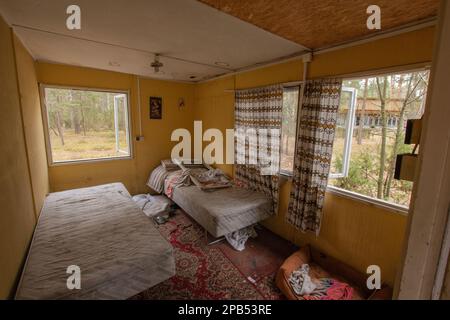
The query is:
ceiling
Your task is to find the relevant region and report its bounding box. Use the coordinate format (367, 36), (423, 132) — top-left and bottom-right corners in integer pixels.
(200, 0), (440, 49)
(0, 1), (440, 83)
(0, 0), (306, 82)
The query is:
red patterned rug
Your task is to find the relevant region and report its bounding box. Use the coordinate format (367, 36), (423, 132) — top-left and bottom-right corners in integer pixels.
(131, 211), (295, 300)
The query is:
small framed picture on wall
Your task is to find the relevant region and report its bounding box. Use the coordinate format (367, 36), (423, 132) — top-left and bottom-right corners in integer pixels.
(149, 96), (162, 119)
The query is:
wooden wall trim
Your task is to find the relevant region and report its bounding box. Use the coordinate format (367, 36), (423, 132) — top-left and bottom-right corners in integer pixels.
(396, 0), (450, 299)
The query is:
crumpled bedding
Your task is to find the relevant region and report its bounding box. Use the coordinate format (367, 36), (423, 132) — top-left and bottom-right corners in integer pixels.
(288, 263), (354, 300)
(288, 264), (317, 295)
(190, 168), (233, 190)
(132, 194), (172, 217)
(224, 225), (258, 251)
(302, 278), (354, 300)
(165, 169), (193, 198)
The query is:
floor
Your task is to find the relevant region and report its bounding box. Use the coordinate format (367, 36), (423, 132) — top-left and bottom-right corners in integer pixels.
(131, 210), (298, 300)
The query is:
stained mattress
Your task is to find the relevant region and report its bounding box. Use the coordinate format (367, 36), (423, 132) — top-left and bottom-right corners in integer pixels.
(16, 183), (175, 300)
(170, 184), (272, 238)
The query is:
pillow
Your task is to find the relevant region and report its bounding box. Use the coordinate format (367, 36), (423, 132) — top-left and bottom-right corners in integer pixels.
(147, 165), (170, 193)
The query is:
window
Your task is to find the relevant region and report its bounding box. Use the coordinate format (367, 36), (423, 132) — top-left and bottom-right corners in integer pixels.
(280, 86), (300, 174)
(330, 87), (358, 178)
(41, 86), (131, 164)
(329, 70), (430, 208)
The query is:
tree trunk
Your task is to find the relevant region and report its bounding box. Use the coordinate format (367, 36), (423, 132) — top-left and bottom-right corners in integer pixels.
(376, 77), (388, 199)
(54, 111), (65, 146)
(72, 109), (81, 134)
(78, 92), (86, 136)
(384, 74), (417, 198)
(68, 91), (81, 134)
(358, 79), (369, 145)
(80, 104), (86, 136)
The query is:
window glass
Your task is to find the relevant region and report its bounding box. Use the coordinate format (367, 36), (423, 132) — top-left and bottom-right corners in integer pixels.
(329, 70), (430, 207)
(43, 87), (131, 163)
(280, 86), (300, 174)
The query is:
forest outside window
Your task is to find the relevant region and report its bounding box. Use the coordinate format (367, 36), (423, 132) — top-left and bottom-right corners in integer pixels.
(329, 70), (430, 208)
(41, 86), (131, 164)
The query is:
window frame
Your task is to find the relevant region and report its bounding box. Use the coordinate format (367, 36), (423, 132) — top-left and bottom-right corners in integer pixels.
(39, 84), (133, 166)
(327, 68), (430, 212)
(327, 185), (409, 214)
(279, 84), (301, 177)
(329, 86), (358, 179)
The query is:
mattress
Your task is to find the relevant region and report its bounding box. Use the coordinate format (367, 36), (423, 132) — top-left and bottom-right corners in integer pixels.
(16, 183), (175, 300)
(170, 184), (272, 238)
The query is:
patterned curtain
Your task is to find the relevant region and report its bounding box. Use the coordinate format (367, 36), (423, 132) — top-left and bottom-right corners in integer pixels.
(287, 79), (342, 234)
(234, 85), (283, 214)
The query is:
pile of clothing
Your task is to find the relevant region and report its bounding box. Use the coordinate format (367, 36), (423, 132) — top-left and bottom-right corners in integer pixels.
(132, 194), (173, 218)
(164, 168), (194, 198)
(288, 264), (354, 300)
(190, 168), (232, 190)
(225, 225), (258, 251)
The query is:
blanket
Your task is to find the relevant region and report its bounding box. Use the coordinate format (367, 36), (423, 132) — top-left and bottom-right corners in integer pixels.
(165, 169), (192, 198)
(288, 264), (317, 295)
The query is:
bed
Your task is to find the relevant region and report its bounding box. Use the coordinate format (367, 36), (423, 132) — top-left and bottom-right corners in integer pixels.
(170, 184), (272, 238)
(16, 183), (175, 300)
(148, 164), (273, 238)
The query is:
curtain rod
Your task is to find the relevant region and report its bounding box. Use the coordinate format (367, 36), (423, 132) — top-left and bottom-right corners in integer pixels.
(223, 62), (431, 93)
(224, 80), (304, 93)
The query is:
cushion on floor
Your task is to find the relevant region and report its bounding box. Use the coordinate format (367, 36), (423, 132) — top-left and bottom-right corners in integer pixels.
(276, 246), (392, 300)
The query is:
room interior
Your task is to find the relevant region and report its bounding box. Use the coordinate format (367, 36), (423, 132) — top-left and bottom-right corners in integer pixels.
(0, 0), (449, 300)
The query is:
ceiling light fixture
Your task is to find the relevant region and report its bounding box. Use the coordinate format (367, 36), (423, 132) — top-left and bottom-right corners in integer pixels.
(214, 61), (230, 68)
(151, 54), (164, 73)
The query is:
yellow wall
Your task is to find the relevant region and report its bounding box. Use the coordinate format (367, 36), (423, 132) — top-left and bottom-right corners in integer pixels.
(35, 63), (195, 195)
(194, 27), (435, 286)
(0, 16), (41, 299)
(13, 35), (49, 217)
(194, 76), (235, 177)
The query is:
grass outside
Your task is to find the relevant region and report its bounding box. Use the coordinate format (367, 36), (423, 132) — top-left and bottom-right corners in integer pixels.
(50, 129), (129, 162)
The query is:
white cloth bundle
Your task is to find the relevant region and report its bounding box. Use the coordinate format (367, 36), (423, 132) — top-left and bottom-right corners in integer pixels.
(225, 226), (258, 251)
(132, 194), (171, 218)
(288, 264), (317, 295)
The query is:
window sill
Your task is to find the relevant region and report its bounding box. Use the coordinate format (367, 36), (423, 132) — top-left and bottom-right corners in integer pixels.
(49, 155), (133, 167)
(326, 185), (409, 215)
(278, 173), (409, 215)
